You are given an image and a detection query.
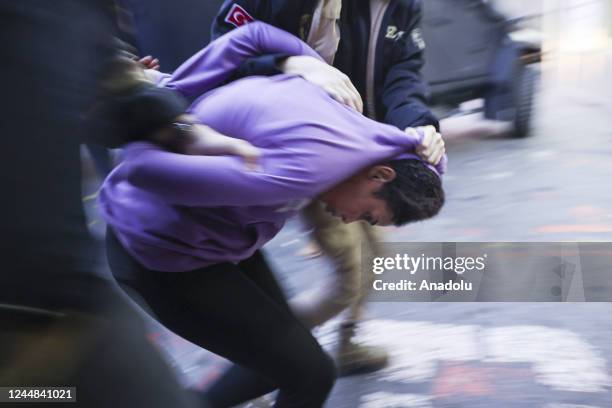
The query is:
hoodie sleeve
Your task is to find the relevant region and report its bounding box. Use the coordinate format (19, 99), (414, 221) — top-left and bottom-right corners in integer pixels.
(164, 21), (320, 100)
(122, 142), (318, 207)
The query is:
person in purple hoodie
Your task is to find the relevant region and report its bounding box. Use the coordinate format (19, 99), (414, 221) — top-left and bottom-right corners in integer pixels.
(100, 22), (445, 408)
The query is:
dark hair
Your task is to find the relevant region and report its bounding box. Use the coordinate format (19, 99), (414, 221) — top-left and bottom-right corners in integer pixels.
(375, 159), (445, 226)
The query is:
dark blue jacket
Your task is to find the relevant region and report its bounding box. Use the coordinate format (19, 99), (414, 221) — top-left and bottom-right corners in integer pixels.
(212, 0), (438, 130)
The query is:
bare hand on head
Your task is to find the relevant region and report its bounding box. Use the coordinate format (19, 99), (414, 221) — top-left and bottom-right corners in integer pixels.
(280, 56), (363, 113)
(406, 125), (445, 165)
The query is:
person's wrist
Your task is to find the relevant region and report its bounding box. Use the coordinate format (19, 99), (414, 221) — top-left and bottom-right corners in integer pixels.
(180, 123), (226, 156)
(278, 56), (308, 75)
(278, 56), (293, 73)
(225, 138), (248, 155)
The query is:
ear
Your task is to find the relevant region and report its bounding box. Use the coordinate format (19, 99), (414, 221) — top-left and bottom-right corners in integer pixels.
(367, 165), (396, 183)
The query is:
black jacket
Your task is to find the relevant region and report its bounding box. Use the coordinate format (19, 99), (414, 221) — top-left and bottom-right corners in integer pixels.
(1, 0), (187, 311)
(212, 0), (438, 130)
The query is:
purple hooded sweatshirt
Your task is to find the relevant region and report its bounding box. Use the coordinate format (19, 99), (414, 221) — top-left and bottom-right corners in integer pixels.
(99, 22), (446, 272)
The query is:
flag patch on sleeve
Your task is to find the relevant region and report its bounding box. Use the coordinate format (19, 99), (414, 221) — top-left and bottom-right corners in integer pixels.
(224, 4), (255, 28)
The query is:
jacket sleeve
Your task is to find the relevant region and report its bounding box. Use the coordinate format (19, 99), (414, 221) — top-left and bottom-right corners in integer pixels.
(381, 1), (439, 131)
(211, 0), (287, 78)
(164, 21), (320, 100)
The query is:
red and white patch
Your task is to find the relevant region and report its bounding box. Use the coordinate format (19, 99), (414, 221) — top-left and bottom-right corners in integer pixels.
(224, 4), (255, 28)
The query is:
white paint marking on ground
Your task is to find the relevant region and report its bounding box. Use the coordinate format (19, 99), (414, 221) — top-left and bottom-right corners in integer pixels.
(528, 150), (558, 160)
(543, 405), (601, 408)
(318, 320), (481, 383)
(359, 392), (433, 408)
(480, 171), (515, 181)
(362, 320), (480, 383)
(483, 325), (611, 392)
(318, 319), (611, 393)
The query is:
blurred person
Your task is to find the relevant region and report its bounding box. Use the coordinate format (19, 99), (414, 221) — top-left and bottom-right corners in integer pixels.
(84, 55), (161, 181)
(86, 143), (115, 179)
(0, 1), (254, 406)
(100, 22), (445, 408)
(83, 9), (151, 182)
(212, 0), (440, 375)
(85, 51), (162, 179)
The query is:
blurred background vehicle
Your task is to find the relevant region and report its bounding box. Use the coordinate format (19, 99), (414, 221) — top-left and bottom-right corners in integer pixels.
(421, 0), (542, 138)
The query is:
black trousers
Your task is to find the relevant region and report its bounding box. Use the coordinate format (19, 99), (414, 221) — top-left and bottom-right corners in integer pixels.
(106, 229), (336, 408)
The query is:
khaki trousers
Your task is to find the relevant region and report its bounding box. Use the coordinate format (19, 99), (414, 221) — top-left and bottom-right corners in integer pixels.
(290, 201), (380, 329)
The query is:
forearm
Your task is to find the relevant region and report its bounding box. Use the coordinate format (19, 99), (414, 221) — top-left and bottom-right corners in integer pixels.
(384, 98), (439, 131)
(381, 62), (438, 130)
